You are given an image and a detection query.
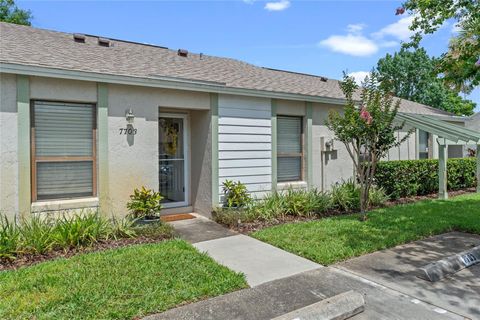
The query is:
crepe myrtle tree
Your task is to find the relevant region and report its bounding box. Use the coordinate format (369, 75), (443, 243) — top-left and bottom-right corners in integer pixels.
(327, 72), (411, 220)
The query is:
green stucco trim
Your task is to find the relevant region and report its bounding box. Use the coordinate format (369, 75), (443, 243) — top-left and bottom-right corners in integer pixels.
(438, 143), (448, 200)
(306, 102), (313, 188)
(477, 145), (480, 193)
(210, 93), (219, 207)
(415, 129), (420, 159)
(17, 75), (30, 218)
(97, 83), (109, 214)
(271, 99), (277, 190)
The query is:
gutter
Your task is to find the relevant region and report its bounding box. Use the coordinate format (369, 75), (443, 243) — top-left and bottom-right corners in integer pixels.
(0, 62), (347, 106)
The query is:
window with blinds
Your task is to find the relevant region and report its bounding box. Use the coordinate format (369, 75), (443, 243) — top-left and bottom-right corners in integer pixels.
(32, 101), (96, 201)
(277, 116), (303, 182)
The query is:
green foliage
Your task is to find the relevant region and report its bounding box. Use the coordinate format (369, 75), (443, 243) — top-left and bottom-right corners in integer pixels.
(327, 72), (410, 216)
(281, 188), (332, 217)
(377, 48), (476, 116)
(0, 239), (247, 320)
(53, 213), (113, 248)
(330, 180), (360, 212)
(253, 193), (480, 265)
(0, 0), (32, 25)
(330, 179), (389, 211)
(0, 212), (147, 261)
(19, 215), (55, 254)
(213, 188), (333, 227)
(127, 186), (163, 219)
(402, 0), (479, 93)
(0, 215), (20, 260)
(374, 158), (477, 199)
(222, 180), (252, 208)
(213, 185), (389, 227)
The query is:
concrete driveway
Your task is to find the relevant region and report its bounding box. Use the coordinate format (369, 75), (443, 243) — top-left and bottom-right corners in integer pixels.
(336, 232), (480, 319)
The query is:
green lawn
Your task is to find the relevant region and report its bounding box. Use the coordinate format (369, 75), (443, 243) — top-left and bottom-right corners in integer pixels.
(0, 239), (247, 320)
(253, 193), (480, 265)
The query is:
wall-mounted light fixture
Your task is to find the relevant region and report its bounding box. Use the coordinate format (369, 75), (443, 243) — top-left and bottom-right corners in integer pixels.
(126, 108), (135, 124)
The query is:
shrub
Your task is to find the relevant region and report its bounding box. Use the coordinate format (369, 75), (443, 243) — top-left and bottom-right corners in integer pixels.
(222, 180), (252, 208)
(0, 215), (20, 260)
(19, 215), (55, 254)
(127, 187), (163, 219)
(331, 179), (389, 211)
(331, 179), (361, 212)
(282, 188), (332, 217)
(374, 158), (477, 199)
(0, 212), (141, 261)
(213, 188), (332, 226)
(53, 213), (112, 248)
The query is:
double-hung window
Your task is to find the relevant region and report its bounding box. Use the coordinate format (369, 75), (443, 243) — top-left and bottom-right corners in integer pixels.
(277, 116), (303, 182)
(31, 101), (96, 201)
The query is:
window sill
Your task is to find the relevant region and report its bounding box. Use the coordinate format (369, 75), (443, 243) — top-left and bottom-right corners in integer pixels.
(277, 181), (308, 190)
(31, 197), (99, 213)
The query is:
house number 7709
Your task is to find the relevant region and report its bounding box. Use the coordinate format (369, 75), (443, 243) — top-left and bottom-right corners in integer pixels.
(119, 128), (137, 135)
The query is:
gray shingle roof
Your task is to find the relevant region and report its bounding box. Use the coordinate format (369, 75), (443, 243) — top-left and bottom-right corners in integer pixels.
(0, 22), (454, 117)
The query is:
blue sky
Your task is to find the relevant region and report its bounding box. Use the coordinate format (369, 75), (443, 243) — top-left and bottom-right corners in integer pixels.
(18, 0), (479, 111)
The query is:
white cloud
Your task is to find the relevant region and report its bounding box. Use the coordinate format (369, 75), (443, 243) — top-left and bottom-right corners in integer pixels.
(319, 34), (378, 57)
(379, 40), (399, 48)
(347, 23), (366, 34)
(372, 16), (415, 41)
(264, 0), (290, 11)
(348, 71), (371, 85)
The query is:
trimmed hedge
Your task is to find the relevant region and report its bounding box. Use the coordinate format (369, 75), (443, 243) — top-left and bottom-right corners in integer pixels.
(374, 158), (477, 199)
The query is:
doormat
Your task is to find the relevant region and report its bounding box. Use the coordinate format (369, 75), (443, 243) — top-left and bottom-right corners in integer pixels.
(161, 213), (196, 222)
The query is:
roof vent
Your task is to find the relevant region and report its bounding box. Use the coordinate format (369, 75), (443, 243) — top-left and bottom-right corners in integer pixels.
(73, 33), (86, 43)
(98, 37), (111, 47)
(320, 76), (328, 82)
(177, 49), (188, 57)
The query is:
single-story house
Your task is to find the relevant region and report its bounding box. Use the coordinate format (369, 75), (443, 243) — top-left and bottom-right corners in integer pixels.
(0, 22), (478, 220)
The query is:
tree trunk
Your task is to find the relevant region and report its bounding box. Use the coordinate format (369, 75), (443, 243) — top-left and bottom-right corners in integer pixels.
(359, 186), (368, 221)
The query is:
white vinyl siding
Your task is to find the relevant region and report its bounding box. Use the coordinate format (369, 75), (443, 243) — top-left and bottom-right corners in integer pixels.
(218, 95), (272, 201)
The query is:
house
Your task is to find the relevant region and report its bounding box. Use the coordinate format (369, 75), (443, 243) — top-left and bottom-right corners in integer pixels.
(0, 22), (476, 220)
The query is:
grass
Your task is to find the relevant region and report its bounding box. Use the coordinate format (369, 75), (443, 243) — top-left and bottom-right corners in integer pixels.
(0, 239), (247, 320)
(252, 192), (480, 265)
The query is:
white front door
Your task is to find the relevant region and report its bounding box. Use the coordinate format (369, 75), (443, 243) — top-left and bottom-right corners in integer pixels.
(158, 113), (189, 208)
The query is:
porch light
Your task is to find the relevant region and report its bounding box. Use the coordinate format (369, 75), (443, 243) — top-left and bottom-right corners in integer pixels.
(126, 108), (135, 124)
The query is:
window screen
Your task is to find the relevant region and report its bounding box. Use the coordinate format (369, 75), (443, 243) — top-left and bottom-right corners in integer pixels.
(277, 116), (303, 182)
(32, 101), (96, 201)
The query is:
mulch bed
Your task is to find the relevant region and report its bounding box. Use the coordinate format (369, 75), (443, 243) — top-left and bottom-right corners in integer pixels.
(0, 234), (171, 272)
(226, 188), (478, 234)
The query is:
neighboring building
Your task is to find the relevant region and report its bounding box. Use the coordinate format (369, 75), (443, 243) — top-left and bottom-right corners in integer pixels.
(0, 22), (473, 220)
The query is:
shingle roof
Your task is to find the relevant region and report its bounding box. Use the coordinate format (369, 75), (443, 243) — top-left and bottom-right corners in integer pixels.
(0, 22), (455, 117)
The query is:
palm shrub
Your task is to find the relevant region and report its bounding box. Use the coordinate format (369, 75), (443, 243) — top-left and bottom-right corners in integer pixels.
(127, 187), (163, 219)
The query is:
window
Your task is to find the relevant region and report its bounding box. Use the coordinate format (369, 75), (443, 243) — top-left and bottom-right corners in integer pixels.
(418, 130), (430, 159)
(31, 101), (96, 201)
(277, 116), (303, 182)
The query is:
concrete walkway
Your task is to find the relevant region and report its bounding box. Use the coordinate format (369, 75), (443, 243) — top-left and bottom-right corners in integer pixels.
(194, 234), (321, 286)
(170, 215), (320, 287)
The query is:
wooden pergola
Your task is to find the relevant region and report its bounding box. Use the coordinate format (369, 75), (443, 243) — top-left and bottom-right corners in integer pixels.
(397, 113), (480, 199)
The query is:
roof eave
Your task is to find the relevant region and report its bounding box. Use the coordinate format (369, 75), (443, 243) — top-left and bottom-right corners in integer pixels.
(0, 62), (347, 106)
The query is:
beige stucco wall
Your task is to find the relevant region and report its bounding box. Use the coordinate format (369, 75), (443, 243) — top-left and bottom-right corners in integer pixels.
(0, 73), (19, 220)
(312, 102), (354, 191)
(105, 84), (211, 217)
(190, 109), (212, 217)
